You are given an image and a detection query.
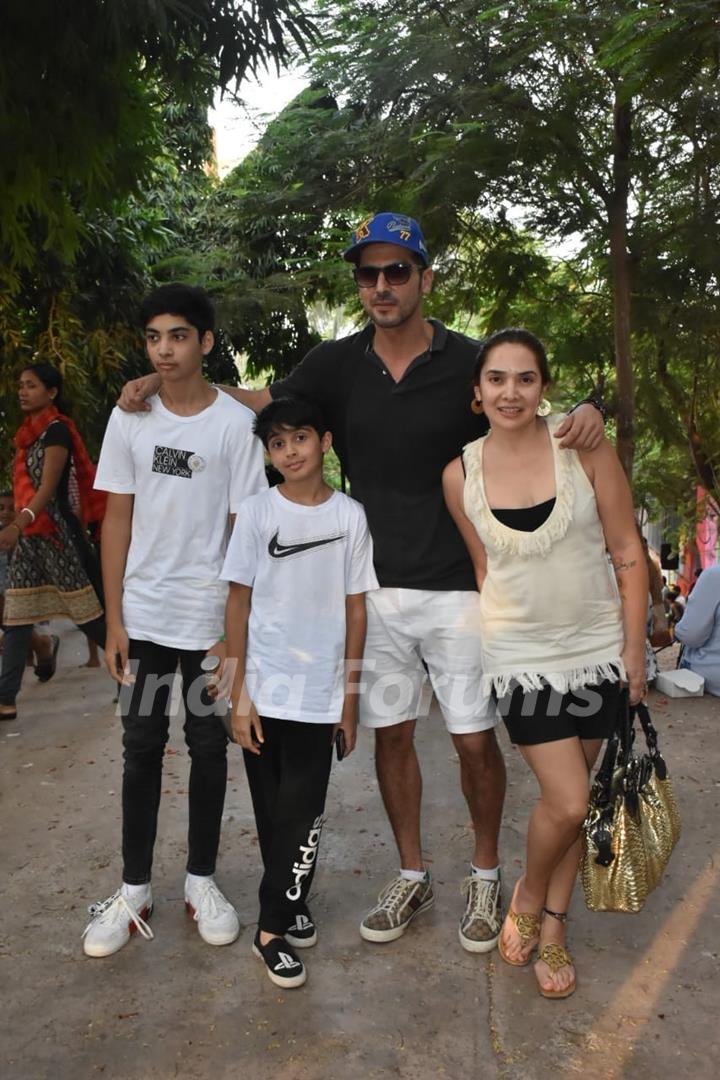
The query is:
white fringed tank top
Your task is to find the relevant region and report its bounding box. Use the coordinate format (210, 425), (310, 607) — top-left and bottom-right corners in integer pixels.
(463, 415), (625, 697)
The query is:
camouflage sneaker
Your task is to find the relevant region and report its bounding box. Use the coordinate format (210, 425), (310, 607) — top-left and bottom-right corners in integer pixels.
(360, 873), (434, 943)
(458, 875), (502, 953)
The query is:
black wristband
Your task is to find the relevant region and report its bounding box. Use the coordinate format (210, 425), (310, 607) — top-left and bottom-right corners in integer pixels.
(569, 394), (608, 424)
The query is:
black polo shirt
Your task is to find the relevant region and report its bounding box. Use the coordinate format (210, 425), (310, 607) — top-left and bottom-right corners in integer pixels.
(271, 320), (489, 591)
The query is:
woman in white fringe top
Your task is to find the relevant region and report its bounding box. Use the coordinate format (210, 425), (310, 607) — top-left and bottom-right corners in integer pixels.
(443, 328), (647, 1001)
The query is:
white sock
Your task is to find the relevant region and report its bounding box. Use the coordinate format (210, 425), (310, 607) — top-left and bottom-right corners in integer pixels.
(123, 881), (151, 899)
(471, 864), (500, 881)
(185, 872), (212, 893)
(400, 868), (427, 883)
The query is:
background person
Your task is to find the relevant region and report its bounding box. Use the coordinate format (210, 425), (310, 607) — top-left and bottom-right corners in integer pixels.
(0, 366), (106, 721)
(0, 491), (55, 677)
(443, 328), (647, 998)
(667, 586), (686, 628)
(641, 535), (671, 683)
(68, 463), (102, 669)
(117, 213), (606, 954)
(675, 563), (720, 696)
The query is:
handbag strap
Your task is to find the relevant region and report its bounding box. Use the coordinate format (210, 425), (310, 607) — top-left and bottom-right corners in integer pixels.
(632, 701), (657, 747)
(631, 700), (668, 780)
(593, 732), (619, 792)
(590, 686), (630, 806)
(616, 687), (635, 761)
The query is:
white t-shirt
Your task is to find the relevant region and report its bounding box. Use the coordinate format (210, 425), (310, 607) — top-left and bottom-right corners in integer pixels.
(221, 487), (378, 723)
(95, 391), (266, 649)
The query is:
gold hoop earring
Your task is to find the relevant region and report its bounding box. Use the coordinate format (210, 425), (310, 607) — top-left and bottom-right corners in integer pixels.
(471, 398), (484, 415)
(537, 398), (551, 417)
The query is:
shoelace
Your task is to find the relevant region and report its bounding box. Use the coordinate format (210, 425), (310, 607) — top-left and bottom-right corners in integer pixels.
(188, 879), (230, 922)
(461, 877), (499, 924)
(375, 876), (424, 916)
(81, 891), (154, 941)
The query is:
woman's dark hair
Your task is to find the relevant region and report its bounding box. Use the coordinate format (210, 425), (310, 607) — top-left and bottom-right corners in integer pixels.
(139, 283), (215, 338)
(21, 363), (71, 414)
(474, 328), (552, 385)
(253, 396), (329, 449)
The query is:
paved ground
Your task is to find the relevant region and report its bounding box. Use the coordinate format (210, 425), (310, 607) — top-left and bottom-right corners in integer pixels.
(1, 627), (718, 1079)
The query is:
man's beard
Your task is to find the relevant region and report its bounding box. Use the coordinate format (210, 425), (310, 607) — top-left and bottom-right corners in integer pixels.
(367, 295), (419, 329)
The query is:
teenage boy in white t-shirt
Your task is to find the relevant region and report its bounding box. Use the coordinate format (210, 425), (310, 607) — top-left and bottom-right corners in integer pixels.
(221, 396), (378, 988)
(83, 284), (266, 958)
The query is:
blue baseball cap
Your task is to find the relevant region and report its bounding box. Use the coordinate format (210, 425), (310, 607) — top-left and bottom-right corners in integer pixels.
(343, 212), (429, 265)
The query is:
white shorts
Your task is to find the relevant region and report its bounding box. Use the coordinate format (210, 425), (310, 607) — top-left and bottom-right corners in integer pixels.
(359, 588), (498, 735)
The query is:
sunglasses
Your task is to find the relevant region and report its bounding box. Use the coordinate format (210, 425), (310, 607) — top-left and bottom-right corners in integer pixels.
(352, 261), (423, 288)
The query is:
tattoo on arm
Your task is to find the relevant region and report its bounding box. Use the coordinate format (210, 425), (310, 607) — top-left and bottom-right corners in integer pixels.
(613, 558), (637, 572)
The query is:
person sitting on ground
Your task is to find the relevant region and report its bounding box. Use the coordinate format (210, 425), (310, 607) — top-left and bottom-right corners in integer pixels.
(221, 396), (378, 988)
(83, 283), (267, 959)
(0, 367), (107, 721)
(675, 564), (720, 696)
(443, 328), (647, 1000)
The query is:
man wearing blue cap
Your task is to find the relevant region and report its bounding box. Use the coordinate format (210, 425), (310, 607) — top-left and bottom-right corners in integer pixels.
(119, 215), (605, 954)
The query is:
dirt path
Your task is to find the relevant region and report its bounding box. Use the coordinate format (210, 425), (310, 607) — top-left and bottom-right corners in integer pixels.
(1, 627), (717, 1078)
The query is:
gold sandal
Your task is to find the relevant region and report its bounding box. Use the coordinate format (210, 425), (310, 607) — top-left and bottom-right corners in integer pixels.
(498, 907), (540, 967)
(536, 942), (576, 999)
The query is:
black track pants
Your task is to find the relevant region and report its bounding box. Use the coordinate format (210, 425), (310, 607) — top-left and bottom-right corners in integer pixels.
(243, 716), (334, 935)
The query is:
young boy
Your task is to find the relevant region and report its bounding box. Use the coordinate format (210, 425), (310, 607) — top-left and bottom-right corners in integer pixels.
(221, 396), (378, 987)
(84, 284), (266, 958)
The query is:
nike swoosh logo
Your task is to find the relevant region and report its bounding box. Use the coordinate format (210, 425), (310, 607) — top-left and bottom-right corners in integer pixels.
(268, 530), (346, 559)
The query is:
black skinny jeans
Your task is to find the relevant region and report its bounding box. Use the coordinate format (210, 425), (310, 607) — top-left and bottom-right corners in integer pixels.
(120, 639), (228, 884)
(243, 716), (334, 935)
(0, 616), (106, 706)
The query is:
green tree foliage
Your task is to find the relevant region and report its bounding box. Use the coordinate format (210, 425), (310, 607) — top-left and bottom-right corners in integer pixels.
(1, 96), (223, 475)
(155, 85), (367, 378)
(3, 0), (718, 521)
(0, 0), (317, 478)
(601, 0), (720, 94)
(246, 0), (719, 505)
(0, 1), (317, 265)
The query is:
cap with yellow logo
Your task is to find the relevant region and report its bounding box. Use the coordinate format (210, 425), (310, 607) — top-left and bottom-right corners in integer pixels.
(343, 212), (429, 265)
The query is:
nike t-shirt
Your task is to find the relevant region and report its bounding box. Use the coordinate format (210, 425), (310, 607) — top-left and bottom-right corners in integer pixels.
(221, 487), (379, 722)
(95, 392), (267, 649)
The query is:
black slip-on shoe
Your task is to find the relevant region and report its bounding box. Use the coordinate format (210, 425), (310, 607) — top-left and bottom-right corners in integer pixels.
(252, 931), (306, 988)
(285, 908), (317, 948)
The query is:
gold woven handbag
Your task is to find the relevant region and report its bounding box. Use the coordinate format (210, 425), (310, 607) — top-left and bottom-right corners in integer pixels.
(581, 698), (681, 913)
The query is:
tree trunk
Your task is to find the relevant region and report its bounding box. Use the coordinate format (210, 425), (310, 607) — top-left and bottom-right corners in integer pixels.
(608, 91), (634, 480)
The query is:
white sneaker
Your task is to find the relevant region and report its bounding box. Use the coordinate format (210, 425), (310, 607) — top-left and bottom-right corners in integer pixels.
(82, 885), (154, 958)
(184, 877), (240, 946)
